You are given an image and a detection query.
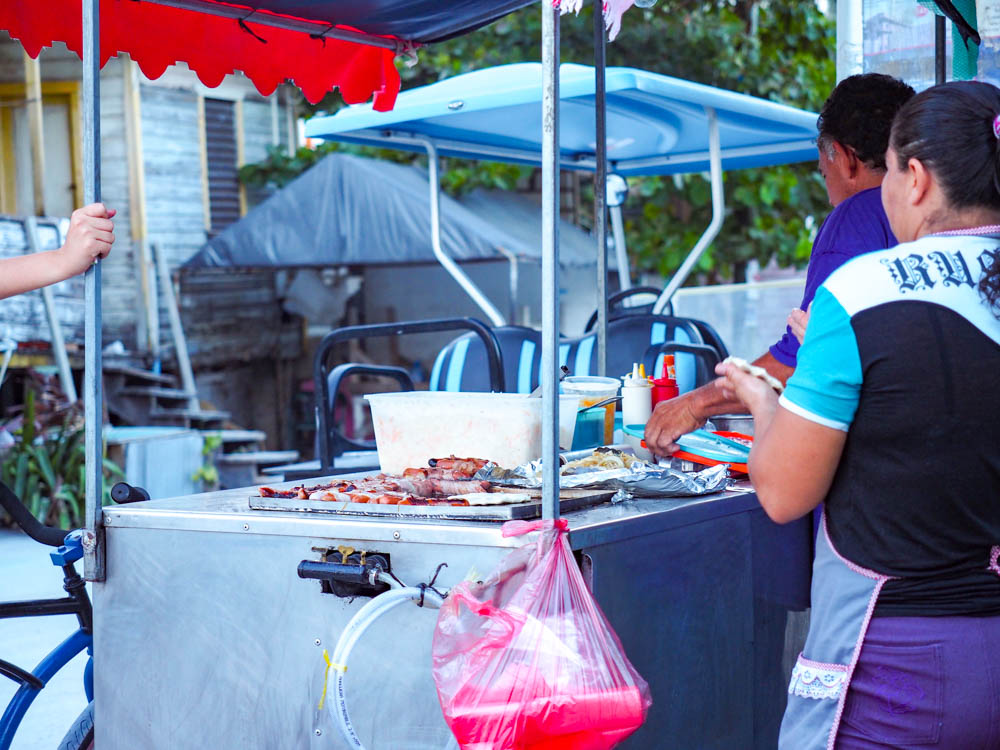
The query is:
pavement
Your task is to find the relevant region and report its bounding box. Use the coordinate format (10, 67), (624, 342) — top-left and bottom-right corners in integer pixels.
(0, 529), (89, 750)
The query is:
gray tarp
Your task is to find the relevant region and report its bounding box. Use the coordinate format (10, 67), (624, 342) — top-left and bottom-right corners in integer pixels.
(183, 153), (596, 269)
(459, 188), (616, 270)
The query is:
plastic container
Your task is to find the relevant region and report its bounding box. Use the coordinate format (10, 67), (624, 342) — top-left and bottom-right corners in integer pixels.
(561, 376), (620, 449)
(621, 367), (653, 461)
(650, 356), (679, 406)
(365, 392), (580, 473)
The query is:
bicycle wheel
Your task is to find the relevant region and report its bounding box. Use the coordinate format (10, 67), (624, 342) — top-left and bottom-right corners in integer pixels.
(56, 701), (94, 750)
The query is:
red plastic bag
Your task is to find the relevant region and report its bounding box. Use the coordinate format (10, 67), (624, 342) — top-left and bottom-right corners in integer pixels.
(432, 519), (652, 749)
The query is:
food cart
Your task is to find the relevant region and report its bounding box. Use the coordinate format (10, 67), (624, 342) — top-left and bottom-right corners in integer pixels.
(7, 1), (818, 748)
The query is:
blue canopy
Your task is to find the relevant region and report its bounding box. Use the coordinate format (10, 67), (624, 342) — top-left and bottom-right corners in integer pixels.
(306, 63), (820, 176)
(220, 1), (535, 43)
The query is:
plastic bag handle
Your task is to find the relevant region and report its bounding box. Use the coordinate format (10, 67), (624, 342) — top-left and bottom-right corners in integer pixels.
(449, 590), (523, 647)
(502, 518), (568, 537)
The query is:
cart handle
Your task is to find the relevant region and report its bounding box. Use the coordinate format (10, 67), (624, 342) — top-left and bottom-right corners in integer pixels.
(313, 318), (505, 473)
(643, 341), (722, 389)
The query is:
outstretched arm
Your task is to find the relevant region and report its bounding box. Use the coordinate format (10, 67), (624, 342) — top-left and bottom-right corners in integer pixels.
(644, 351), (794, 455)
(0, 203), (116, 300)
(714, 361), (845, 523)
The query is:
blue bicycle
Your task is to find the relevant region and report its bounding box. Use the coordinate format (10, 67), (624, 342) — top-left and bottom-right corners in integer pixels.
(0, 481), (148, 749)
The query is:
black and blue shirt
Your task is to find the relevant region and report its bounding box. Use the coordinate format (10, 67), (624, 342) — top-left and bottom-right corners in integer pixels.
(782, 232), (1000, 617)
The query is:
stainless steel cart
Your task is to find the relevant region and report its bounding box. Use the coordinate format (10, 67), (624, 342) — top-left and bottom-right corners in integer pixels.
(95, 484), (810, 749)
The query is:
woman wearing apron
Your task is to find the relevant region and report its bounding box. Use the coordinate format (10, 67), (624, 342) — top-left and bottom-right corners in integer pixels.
(718, 81), (1000, 749)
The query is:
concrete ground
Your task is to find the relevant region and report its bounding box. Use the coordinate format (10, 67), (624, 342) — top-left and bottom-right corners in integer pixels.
(0, 528), (88, 750)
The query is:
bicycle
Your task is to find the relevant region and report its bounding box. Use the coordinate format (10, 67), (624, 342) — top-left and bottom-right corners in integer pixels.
(0, 480), (147, 750)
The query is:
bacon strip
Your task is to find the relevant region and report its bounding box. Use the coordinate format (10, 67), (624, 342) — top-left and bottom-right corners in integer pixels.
(258, 459), (493, 505)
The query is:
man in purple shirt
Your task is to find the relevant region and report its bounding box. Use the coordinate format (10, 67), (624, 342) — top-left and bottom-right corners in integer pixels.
(645, 74), (915, 455)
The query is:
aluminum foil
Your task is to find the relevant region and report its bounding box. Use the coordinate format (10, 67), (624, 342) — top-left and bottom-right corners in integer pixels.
(475, 454), (730, 497)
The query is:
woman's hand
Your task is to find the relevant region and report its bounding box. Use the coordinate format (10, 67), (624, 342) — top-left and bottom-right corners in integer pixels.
(787, 305), (811, 346)
(714, 361), (779, 421)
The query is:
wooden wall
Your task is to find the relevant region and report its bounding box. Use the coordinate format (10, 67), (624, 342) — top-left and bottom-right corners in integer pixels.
(1, 34), (298, 369)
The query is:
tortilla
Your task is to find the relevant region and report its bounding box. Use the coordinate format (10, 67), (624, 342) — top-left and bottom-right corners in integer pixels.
(448, 492), (532, 506)
(722, 356), (785, 394)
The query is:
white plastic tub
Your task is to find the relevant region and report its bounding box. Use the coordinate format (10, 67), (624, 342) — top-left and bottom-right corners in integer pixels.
(365, 392), (579, 473)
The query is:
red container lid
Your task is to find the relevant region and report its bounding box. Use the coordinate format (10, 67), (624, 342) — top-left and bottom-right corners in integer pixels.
(649, 355), (676, 387)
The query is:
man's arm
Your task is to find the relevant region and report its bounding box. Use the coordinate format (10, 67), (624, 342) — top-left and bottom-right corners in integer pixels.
(643, 351), (794, 456)
(0, 204), (115, 300)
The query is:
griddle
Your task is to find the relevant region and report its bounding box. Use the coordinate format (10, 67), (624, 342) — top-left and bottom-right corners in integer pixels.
(248, 487), (615, 521)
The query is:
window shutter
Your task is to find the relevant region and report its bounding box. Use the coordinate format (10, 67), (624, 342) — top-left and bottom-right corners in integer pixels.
(203, 98), (240, 236)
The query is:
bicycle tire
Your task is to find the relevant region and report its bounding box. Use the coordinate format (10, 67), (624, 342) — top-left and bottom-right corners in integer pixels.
(56, 701), (94, 750)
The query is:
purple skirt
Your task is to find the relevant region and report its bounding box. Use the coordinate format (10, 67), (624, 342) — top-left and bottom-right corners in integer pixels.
(836, 614), (1000, 749)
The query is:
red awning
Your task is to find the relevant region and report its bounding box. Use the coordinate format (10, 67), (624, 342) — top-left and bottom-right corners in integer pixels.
(0, 0), (400, 109)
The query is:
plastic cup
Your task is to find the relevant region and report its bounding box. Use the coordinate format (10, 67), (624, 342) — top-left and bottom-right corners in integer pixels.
(561, 376), (620, 448)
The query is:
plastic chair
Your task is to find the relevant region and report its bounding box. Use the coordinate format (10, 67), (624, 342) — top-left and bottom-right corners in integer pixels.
(312, 318), (504, 472)
(430, 325), (542, 394)
(643, 341), (723, 389)
(583, 286), (667, 333)
(561, 314), (705, 393)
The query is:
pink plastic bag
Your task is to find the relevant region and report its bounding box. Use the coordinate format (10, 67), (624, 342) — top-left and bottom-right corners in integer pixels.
(432, 519), (652, 749)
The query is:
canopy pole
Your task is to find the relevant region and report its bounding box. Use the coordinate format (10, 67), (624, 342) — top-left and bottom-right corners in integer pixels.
(82, 0), (105, 582)
(419, 139), (506, 327)
(24, 218), (78, 403)
(835, 0), (863, 82)
(935, 15), (947, 84)
(541, 2), (561, 521)
(593, 0), (608, 378)
(653, 107), (723, 314)
(495, 246), (520, 325)
(610, 203), (630, 292)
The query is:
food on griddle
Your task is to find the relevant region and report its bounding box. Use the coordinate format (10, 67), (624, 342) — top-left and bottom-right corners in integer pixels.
(427, 456), (490, 475)
(257, 457), (502, 506)
(448, 491), (532, 506)
(561, 448), (641, 473)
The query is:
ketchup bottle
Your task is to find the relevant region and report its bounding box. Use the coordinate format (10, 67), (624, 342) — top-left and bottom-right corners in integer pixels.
(650, 355), (679, 406)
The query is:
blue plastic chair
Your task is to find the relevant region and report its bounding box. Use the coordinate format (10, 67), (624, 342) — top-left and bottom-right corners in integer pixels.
(561, 314), (707, 392)
(430, 325), (542, 393)
(432, 315), (721, 395)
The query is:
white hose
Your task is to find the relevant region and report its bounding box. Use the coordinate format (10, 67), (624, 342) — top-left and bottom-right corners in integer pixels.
(330, 584), (446, 749)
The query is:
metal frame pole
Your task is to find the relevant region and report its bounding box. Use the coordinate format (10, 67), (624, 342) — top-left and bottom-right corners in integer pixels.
(935, 14), (947, 84)
(418, 138), (506, 327)
(610, 203), (630, 292)
(652, 108), (724, 314)
(540, 2), (560, 520)
(24, 218), (78, 403)
(82, 0), (105, 581)
(593, 2), (608, 378)
(835, 0), (863, 82)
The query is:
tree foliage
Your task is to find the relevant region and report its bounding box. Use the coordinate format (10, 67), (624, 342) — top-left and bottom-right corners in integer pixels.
(243, 1), (835, 283)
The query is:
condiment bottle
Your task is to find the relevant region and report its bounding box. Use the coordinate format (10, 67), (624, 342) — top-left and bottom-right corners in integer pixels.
(650, 355), (679, 406)
(621, 363), (653, 460)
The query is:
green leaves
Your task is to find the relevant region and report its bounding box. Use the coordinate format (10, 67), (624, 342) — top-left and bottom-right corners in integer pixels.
(0, 409), (124, 530)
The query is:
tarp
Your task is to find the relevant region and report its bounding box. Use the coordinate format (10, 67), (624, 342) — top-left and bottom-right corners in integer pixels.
(1, 0), (533, 107)
(306, 62), (820, 174)
(458, 188), (615, 269)
(183, 153), (597, 269)
(211, 0), (536, 43)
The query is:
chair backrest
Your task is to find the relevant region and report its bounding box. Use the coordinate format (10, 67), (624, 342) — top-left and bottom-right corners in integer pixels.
(431, 316), (719, 394)
(686, 318), (730, 360)
(560, 315), (706, 392)
(430, 325), (543, 393)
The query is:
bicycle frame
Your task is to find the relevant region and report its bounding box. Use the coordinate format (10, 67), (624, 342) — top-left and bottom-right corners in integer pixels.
(0, 532), (93, 750)
(0, 629), (93, 750)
